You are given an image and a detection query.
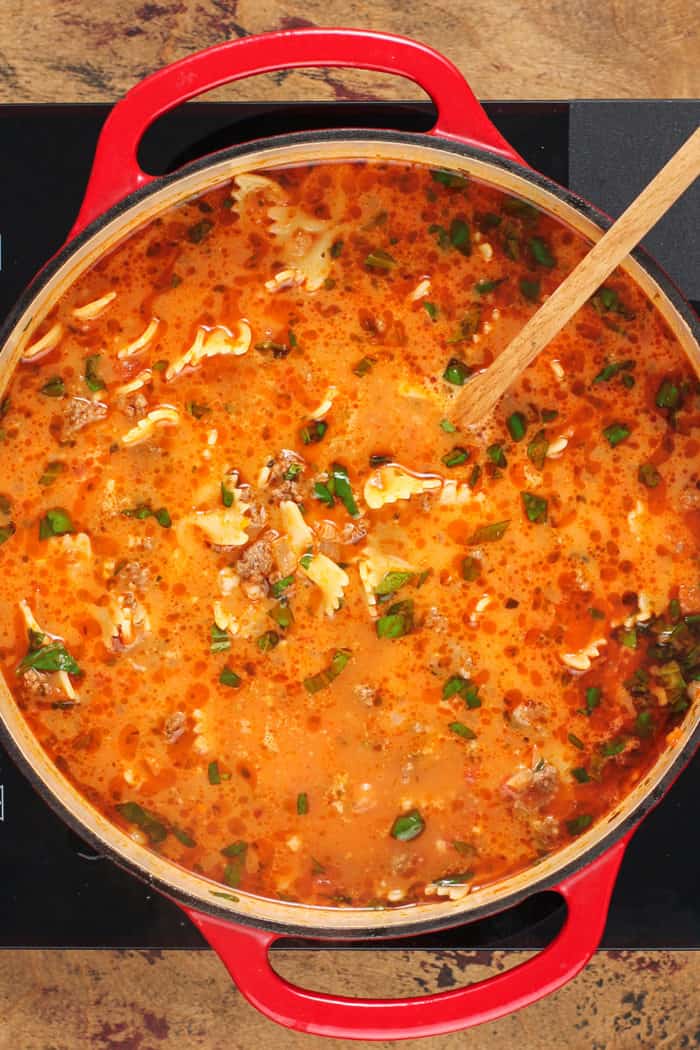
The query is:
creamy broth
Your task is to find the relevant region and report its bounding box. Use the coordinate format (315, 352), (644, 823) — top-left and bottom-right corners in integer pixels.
(0, 160), (698, 908)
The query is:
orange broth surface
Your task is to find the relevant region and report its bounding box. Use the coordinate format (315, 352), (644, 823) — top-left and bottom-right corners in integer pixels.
(0, 160), (698, 908)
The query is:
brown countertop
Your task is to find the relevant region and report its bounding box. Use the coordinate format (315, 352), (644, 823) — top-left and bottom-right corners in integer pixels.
(1, 2), (698, 1047)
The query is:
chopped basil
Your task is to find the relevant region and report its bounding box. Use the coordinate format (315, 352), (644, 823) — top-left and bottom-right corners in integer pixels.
(313, 481), (335, 507)
(603, 422), (630, 447)
(440, 418), (457, 433)
(271, 575), (294, 598)
(443, 675), (481, 707)
(172, 826), (196, 848)
(219, 667), (242, 688)
(468, 464), (482, 488)
(0, 494), (10, 514)
(40, 376), (65, 398)
(221, 481), (234, 508)
(619, 627), (638, 649)
(529, 237), (556, 267)
(452, 840), (477, 857)
(468, 520), (510, 544)
(486, 443), (507, 468)
(221, 840), (247, 858)
(526, 429), (549, 470)
(376, 570), (414, 597)
(655, 379), (680, 410)
(506, 411), (527, 441)
(423, 301), (438, 321)
(152, 359), (168, 372)
(449, 218), (471, 255)
(18, 637), (81, 676)
(638, 463), (661, 488)
(0, 522), (15, 545)
(257, 630), (280, 652)
(39, 507), (74, 539)
(449, 721), (477, 740)
(330, 239), (344, 258)
(296, 792), (309, 815)
(504, 229), (520, 260)
(353, 356), (375, 377)
(84, 355), (105, 393)
(300, 420), (327, 445)
(461, 555), (481, 581)
(365, 249), (395, 270)
(369, 453), (392, 468)
(442, 446), (469, 468)
(431, 169), (468, 189)
(331, 463), (360, 517)
(268, 601), (294, 630)
(589, 607), (605, 620)
(592, 359), (635, 384)
(303, 649), (352, 693)
(621, 373), (635, 389)
(600, 739), (625, 757)
(299, 553), (313, 570)
(390, 809), (425, 841)
(283, 463), (303, 482)
(208, 760), (222, 785)
(449, 304), (481, 343)
(376, 599), (414, 639)
(571, 767), (591, 783)
(519, 277), (540, 302)
(186, 401), (210, 418)
(255, 340), (291, 359)
(521, 491), (548, 524)
(39, 460), (66, 487)
(443, 357), (471, 386)
(584, 686), (601, 714)
(541, 408), (559, 422)
(568, 732), (585, 750)
(502, 197), (539, 220)
(635, 710), (654, 737)
(188, 219), (213, 243)
(566, 814), (593, 836)
(429, 223), (449, 249)
(590, 286), (634, 319)
(116, 802), (167, 844)
(122, 502), (171, 528)
(475, 278), (505, 295)
(0, 397), (9, 420)
(210, 622), (231, 654)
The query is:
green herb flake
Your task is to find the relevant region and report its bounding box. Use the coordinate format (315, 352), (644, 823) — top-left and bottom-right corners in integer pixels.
(442, 446), (469, 468)
(468, 520), (510, 544)
(593, 359), (636, 384)
(220, 481), (235, 508)
(571, 767), (591, 783)
(257, 630), (281, 653)
(221, 840), (247, 858)
(271, 575), (294, 598)
(440, 418), (457, 433)
(526, 429), (549, 470)
(423, 301), (438, 321)
(303, 649), (352, 694)
(330, 239), (344, 258)
(353, 356), (376, 377)
(84, 355), (105, 393)
(461, 555), (481, 581)
(0, 522), (16, 546)
(313, 481), (335, 508)
(603, 422), (630, 447)
(39, 507), (74, 539)
(449, 720), (477, 740)
(188, 219), (213, 244)
(186, 401), (210, 418)
(568, 732), (585, 750)
(207, 760), (222, 785)
(443, 357), (472, 386)
(365, 249), (396, 271)
(376, 599), (414, 640)
(541, 408), (559, 422)
(268, 601), (294, 630)
(519, 277), (540, 302)
(655, 379), (680, 410)
(172, 826), (196, 848)
(486, 443), (507, 468)
(219, 666), (242, 689)
(638, 463), (661, 488)
(584, 686), (602, 715)
(210, 622), (231, 654)
(521, 491), (548, 524)
(589, 607), (605, 620)
(431, 169), (468, 189)
(449, 218), (471, 256)
(300, 420), (328, 445)
(635, 710), (654, 738)
(502, 197), (539, 221)
(40, 376), (65, 398)
(18, 637), (81, 676)
(475, 278), (505, 295)
(390, 809), (425, 841)
(506, 411), (527, 442)
(529, 237), (556, 267)
(38, 461), (66, 487)
(369, 453), (392, 468)
(115, 802), (167, 844)
(566, 814), (593, 836)
(299, 553), (313, 571)
(296, 792), (309, 815)
(376, 570), (414, 597)
(152, 359), (169, 372)
(331, 463), (360, 518)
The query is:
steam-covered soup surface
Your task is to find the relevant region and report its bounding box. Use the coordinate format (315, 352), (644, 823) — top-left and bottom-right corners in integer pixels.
(0, 160), (698, 909)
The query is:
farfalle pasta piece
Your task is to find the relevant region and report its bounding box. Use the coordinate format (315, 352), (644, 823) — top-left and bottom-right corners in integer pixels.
(560, 638), (607, 672)
(22, 321), (64, 362)
(121, 406), (179, 447)
(72, 291), (117, 321)
(301, 553), (349, 618)
(231, 173), (285, 209)
(279, 500), (313, 556)
(364, 464), (441, 510)
(117, 317), (160, 360)
(358, 546), (417, 610)
(166, 322), (251, 381)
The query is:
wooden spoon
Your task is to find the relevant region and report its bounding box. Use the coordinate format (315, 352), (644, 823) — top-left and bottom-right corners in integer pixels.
(456, 125), (700, 428)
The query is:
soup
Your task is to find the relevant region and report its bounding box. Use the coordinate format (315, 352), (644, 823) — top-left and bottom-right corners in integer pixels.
(0, 160), (698, 908)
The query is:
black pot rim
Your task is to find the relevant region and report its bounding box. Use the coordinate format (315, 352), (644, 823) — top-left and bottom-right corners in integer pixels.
(1, 125), (698, 944)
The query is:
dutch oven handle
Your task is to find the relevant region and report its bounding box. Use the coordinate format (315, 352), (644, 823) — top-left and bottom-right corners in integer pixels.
(182, 838), (627, 1040)
(70, 27), (522, 238)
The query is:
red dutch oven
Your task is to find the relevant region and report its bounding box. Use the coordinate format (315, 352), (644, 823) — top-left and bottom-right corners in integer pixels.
(0, 28), (698, 1042)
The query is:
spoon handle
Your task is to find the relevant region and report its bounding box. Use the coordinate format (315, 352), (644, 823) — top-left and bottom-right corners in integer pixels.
(457, 125), (700, 427)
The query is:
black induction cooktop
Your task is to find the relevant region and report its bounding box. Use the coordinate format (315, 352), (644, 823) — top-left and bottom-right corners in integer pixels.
(0, 100), (697, 952)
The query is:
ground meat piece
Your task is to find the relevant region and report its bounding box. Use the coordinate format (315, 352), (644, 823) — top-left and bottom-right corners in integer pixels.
(247, 502), (268, 530)
(116, 561), (150, 590)
(424, 606), (448, 633)
(66, 397), (107, 433)
(164, 710), (186, 743)
(341, 520), (368, 545)
(504, 758), (559, 809)
(236, 538), (274, 584)
(524, 812), (560, 849)
(267, 450), (306, 503)
(510, 701), (550, 731)
(354, 683), (378, 706)
(120, 393), (148, 419)
(21, 668), (52, 698)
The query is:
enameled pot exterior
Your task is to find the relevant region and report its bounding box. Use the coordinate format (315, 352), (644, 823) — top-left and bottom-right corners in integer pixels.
(0, 29), (697, 1041)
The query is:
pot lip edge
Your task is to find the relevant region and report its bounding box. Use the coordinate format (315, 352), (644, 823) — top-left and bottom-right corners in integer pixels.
(0, 124), (698, 940)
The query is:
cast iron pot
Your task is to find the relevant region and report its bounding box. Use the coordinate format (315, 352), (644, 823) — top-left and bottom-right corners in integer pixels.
(0, 28), (698, 1042)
